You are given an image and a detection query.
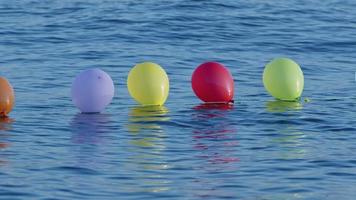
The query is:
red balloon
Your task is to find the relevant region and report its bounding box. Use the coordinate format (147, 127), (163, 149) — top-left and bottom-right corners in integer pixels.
(191, 62), (234, 103)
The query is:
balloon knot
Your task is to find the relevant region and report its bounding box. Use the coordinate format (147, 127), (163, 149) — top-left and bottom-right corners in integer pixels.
(0, 112), (7, 118)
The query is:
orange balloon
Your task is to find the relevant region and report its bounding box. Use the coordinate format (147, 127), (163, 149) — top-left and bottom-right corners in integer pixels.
(0, 77), (14, 117)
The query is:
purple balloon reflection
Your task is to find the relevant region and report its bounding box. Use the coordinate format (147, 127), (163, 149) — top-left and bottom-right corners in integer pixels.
(70, 113), (112, 144)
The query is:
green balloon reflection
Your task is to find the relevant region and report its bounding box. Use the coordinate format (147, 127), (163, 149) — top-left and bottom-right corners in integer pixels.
(265, 100), (306, 160)
(266, 100), (303, 113)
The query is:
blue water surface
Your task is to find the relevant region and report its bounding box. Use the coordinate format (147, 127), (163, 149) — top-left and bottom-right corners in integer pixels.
(0, 0), (356, 199)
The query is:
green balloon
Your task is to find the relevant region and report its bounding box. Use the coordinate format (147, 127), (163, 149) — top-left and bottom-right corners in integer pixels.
(263, 58), (304, 101)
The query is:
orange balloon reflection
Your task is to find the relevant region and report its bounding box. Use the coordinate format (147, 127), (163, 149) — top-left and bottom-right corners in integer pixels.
(0, 116), (14, 131)
(0, 116), (13, 165)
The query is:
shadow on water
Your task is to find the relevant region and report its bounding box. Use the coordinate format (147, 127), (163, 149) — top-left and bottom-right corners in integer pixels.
(125, 105), (171, 193)
(0, 117), (14, 165)
(190, 103), (238, 198)
(265, 100), (306, 160)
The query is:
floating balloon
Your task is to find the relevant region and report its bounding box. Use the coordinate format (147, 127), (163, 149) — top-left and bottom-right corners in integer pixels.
(191, 62), (234, 103)
(127, 62), (169, 106)
(0, 77), (15, 117)
(71, 68), (114, 113)
(263, 58), (304, 101)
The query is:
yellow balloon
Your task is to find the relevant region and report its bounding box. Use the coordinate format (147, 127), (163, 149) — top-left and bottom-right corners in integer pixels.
(127, 62), (169, 106)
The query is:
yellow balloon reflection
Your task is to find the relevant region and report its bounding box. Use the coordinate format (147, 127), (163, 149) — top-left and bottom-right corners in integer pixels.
(128, 105), (169, 148)
(125, 105), (171, 193)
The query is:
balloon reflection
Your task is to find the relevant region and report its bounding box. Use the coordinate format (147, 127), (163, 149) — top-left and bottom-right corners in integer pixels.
(0, 116), (14, 131)
(265, 101), (306, 159)
(266, 100), (303, 113)
(70, 113), (112, 144)
(125, 105), (171, 193)
(192, 103), (238, 165)
(69, 113), (113, 169)
(190, 104), (238, 198)
(270, 126), (306, 160)
(69, 113), (111, 169)
(0, 117), (13, 165)
(194, 103), (234, 110)
(193, 103), (234, 119)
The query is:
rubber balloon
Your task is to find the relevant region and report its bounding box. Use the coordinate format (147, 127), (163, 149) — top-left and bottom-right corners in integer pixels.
(0, 77), (15, 117)
(191, 62), (234, 103)
(71, 68), (114, 113)
(263, 58), (304, 101)
(127, 62), (169, 106)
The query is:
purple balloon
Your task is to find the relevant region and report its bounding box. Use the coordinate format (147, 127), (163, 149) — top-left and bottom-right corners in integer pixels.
(71, 68), (114, 113)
